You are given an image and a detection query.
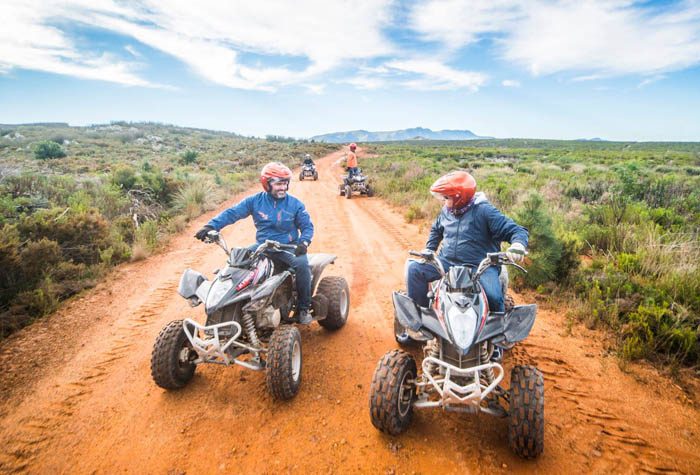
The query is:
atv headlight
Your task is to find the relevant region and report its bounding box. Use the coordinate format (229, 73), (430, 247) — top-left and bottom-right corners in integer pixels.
(206, 278), (234, 309)
(447, 306), (478, 351)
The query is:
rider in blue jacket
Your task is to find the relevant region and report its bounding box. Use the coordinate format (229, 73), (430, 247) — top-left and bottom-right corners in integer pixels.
(407, 170), (528, 313)
(195, 162), (315, 324)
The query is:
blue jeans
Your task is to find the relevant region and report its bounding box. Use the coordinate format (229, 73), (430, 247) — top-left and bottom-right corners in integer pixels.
(249, 245), (312, 310)
(406, 258), (504, 312)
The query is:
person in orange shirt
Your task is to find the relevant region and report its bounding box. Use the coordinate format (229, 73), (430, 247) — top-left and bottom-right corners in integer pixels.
(346, 143), (358, 177)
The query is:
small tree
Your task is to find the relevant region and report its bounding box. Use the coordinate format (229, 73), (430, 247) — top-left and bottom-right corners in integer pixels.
(34, 141), (66, 160)
(181, 150), (198, 164)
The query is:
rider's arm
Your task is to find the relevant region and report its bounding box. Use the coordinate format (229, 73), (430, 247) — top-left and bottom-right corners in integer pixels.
(425, 214), (444, 251)
(483, 204), (529, 248)
(295, 202), (314, 245)
(206, 196), (254, 231)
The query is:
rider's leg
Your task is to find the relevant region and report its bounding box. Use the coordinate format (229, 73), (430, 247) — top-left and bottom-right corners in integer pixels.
(269, 251), (311, 310)
(479, 266), (505, 312)
(406, 260), (445, 307)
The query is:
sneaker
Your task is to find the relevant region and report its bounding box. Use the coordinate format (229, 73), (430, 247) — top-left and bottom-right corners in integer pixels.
(296, 309), (313, 325)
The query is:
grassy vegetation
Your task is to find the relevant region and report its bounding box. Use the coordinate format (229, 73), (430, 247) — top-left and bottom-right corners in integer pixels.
(362, 139), (700, 368)
(0, 122), (336, 337)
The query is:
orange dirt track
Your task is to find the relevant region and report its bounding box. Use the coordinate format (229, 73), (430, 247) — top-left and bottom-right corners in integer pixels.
(1, 150), (698, 474)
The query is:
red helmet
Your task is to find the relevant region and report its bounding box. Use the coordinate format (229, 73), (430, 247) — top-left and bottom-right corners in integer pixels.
(260, 162), (292, 192)
(349, 143), (357, 151)
(430, 170), (477, 209)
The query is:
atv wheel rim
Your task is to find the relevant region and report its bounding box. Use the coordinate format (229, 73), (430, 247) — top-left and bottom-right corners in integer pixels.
(398, 370), (415, 417)
(291, 340), (301, 382)
(178, 346), (192, 367)
(340, 289), (348, 318)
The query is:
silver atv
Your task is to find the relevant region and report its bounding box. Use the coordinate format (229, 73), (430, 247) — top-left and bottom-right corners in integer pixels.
(151, 231), (350, 400)
(369, 250), (544, 459)
(339, 168), (373, 199)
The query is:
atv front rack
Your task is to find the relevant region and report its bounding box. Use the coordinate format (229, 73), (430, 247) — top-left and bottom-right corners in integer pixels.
(415, 357), (504, 416)
(182, 318), (265, 371)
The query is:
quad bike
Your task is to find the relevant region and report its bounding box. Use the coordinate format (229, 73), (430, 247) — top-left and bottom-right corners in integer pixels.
(369, 250), (544, 459)
(299, 163), (318, 181)
(151, 231), (350, 400)
(338, 168), (373, 199)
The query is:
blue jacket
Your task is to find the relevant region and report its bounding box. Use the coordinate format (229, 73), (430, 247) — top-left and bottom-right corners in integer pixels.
(427, 192), (528, 267)
(207, 192), (314, 245)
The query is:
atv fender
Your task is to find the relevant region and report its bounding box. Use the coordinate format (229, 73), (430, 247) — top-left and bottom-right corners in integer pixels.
(308, 253), (337, 294)
(178, 269), (206, 300)
(476, 304), (537, 346)
(503, 304), (537, 343)
(392, 291), (422, 331)
(250, 271), (294, 302)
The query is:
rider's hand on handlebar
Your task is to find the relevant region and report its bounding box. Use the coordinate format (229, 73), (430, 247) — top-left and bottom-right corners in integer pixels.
(295, 241), (308, 256)
(195, 225), (215, 242)
(506, 242), (527, 263)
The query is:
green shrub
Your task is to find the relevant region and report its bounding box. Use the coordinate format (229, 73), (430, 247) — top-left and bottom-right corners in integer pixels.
(34, 141), (66, 160)
(513, 193), (563, 287)
(111, 165), (137, 190)
(173, 178), (213, 220)
(181, 150), (198, 164)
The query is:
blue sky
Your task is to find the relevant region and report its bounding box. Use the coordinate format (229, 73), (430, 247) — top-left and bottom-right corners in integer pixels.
(1, 0), (700, 141)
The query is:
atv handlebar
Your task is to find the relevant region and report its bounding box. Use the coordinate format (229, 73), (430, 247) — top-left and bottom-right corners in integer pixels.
(408, 249), (527, 281)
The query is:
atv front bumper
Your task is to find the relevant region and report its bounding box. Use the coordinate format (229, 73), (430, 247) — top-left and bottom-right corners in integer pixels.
(182, 318), (265, 371)
(415, 357), (505, 416)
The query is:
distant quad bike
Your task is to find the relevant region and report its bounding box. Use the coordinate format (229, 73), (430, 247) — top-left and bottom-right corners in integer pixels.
(339, 168), (373, 199)
(369, 250), (544, 459)
(151, 231), (350, 400)
(299, 163), (318, 181)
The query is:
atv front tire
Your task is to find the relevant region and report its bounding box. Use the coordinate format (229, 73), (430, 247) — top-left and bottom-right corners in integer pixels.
(299, 173), (304, 181)
(345, 186), (352, 199)
(266, 325), (302, 400)
(151, 320), (196, 390)
(313, 172), (318, 180)
(369, 349), (416, 435)
(508, 365), (544, 458)
(316, 276), (350, 330)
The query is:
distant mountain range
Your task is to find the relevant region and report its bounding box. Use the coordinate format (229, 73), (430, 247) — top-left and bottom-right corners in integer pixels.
(310, 127), (492, 143)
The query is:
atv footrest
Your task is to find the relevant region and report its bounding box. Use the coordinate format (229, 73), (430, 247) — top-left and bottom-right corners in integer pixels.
(415, 357), (504, 415)
(183, 318), (246, 366)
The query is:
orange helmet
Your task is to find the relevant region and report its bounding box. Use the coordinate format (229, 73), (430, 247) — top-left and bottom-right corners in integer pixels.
(260, 162), (292, 192)
(349, 143), (357, 151)
(430, 170), (477, 209)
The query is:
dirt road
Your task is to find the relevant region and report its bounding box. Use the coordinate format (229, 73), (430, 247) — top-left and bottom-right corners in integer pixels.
(1, 150), (698, 474)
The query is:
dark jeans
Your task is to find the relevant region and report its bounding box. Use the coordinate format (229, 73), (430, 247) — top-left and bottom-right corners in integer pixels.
(248, 244), (312, 310)
(406, 257), (504, 312)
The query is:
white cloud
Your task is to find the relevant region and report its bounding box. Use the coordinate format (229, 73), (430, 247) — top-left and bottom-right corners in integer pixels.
(638, 74), (667, 88)
(409, 0), (700, 78)
(0, 0), (396, 91)
(385, 59), (487, 91)
(502, 79), (520, 87)
(340, 76), (387, 90)
(124, 45), (141, 57)
(0, 0), (167, 88)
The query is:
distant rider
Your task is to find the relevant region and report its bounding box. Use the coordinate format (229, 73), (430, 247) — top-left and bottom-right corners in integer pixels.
(346, 143), (358, 177)
(303, 154), (315, 166)
(406, 170), (528, 313)
(195, 162), (315, 324)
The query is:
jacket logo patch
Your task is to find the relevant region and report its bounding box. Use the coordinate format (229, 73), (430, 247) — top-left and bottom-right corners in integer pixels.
(257, 211), (269, 220)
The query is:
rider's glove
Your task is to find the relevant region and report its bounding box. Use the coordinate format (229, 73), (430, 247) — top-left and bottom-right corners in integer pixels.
(506, 242), (527, 263)
(295, 241), (308, 256)
(195, 225), (215, 242)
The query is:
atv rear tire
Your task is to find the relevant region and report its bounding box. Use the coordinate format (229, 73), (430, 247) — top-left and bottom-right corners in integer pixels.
(366, 186), (374, 197)
(508, 365), (544, 459)
(345, 186), (352, 199)
(369, 349), (416, 435)
(266, 325), (302, 400)
(316, 276), (349, 330)
(151, 320), (196, 390)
